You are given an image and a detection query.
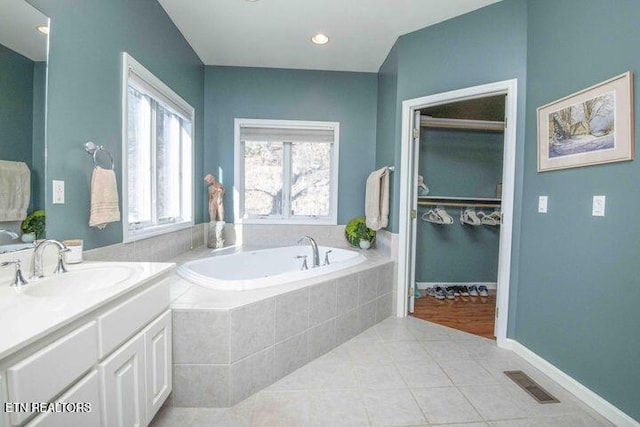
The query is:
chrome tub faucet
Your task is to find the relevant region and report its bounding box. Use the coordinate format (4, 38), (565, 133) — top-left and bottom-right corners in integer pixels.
(297, 236), (319, 268)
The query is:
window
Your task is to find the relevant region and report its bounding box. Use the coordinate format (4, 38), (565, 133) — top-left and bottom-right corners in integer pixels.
(235, 119), (339, 224)
(122, 53), (194, 242)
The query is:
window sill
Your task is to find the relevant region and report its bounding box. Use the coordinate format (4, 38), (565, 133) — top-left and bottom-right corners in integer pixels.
(235, 218), (337, 226)
(123, 220), (193, 243)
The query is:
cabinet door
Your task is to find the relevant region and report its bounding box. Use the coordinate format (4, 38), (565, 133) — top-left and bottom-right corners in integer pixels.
(144, 310), (172, 422)
(99, 334), (146, 427)
(26, 370), (101, 427)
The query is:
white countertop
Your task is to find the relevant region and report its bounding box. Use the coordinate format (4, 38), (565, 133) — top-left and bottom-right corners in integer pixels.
(0, 261), (175, 361)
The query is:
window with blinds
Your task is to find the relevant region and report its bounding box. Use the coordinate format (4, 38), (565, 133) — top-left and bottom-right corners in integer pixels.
(234, 119), (340, 224)
(122, 53), (194, 242)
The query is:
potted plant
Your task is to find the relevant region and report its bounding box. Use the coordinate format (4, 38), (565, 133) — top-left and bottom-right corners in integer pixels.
(21, 210), (45, 242)
(356, 222), (374, 249)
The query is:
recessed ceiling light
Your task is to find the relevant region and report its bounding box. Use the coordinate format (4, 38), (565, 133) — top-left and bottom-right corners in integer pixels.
(36, 25), (49, 35)
(311, 33), (329, 45)
(245, 0), (259, 2)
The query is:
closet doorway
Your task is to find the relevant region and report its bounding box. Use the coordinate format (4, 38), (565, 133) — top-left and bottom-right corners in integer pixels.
(397, 80), (518, 347)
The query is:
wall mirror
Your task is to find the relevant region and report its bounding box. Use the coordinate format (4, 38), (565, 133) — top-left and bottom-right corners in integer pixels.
(0, 0), (49, 253)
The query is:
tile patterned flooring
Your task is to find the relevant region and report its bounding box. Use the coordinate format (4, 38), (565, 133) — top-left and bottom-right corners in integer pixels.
(151, 316), (613, 427)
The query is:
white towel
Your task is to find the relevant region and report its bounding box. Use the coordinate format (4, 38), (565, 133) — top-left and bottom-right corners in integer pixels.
(0, 160), (31, 221)
(89, 166), (120, 229)
(365, 167), (390, 231)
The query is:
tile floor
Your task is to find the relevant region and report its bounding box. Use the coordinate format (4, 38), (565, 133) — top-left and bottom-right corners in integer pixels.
(151, 316), (613, 427)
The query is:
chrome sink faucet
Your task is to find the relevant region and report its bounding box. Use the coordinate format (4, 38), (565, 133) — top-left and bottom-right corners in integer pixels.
(297, 236), (319, 268)
(31, 239), (70, 279)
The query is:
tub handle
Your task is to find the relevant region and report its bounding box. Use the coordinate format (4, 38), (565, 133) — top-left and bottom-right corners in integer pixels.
(323, 250), (333, 266)
(296, 255), (308, 271)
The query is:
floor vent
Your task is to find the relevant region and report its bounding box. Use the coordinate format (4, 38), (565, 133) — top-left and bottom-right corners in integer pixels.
(504, 370), (560, 404)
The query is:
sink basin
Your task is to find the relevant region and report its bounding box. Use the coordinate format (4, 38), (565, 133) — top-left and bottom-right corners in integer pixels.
(23, 265), (140, 298)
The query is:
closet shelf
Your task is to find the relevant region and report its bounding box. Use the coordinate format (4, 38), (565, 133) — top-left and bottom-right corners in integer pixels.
(420, 116), (505, 132)
(418, 196), (501, 209)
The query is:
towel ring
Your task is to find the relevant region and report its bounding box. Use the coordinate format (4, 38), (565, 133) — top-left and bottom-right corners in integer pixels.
(83, 141), (114, 170)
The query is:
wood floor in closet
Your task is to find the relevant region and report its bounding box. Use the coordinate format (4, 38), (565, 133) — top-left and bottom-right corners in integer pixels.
(411, 290), (496, 339)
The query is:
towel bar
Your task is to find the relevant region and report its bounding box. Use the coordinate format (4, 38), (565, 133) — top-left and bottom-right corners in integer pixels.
(83, 141), (114, 170)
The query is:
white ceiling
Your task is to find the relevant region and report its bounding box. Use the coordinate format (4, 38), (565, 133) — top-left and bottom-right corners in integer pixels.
(0, 0), (48, 61)
(158, 0), (502, 73)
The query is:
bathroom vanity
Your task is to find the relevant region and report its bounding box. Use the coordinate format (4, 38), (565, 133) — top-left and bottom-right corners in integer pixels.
(0, 261), (175, 427)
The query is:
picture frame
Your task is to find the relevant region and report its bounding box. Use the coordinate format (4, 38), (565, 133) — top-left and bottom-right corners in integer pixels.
(537, 71), (634, 172)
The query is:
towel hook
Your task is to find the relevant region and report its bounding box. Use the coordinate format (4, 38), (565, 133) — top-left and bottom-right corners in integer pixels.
(84, 141), (114, 170)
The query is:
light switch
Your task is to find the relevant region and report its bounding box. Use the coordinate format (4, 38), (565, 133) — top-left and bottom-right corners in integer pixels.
(53, 180), (65, 204)
(592, 195), (605, 216)
(538, 196), (548, 213)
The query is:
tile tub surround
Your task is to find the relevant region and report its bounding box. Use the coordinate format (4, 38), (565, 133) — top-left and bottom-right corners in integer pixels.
(217, 223), (348, 248)
(83, 223), (206, 262)
(152, 316), (613, 427)
(169, 251), (394, 407)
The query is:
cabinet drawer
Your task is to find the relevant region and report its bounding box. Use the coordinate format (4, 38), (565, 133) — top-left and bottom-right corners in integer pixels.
(26, 370), (101, 427)
(7, 322), (98, 426)
(97, 278), (169, 358)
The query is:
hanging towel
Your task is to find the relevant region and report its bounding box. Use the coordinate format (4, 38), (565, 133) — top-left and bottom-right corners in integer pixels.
(89, 166), (120, 229)
(365, 167), (390, 231)
(0, 160), (31, 221)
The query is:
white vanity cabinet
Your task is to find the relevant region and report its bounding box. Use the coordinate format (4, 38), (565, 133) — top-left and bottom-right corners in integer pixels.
(0, 271), (173, 427)
(100, 310), (172, 427)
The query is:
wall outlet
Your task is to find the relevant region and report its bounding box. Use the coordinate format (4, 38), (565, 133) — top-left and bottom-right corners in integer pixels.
(592, 195), (606, 216)
(538, 196), (548, 213)
(52, 180), (65, 204)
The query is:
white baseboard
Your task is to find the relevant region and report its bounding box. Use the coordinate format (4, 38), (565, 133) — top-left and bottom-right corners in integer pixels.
(505, 339), (639, 427)
(416, 281), (497, 290)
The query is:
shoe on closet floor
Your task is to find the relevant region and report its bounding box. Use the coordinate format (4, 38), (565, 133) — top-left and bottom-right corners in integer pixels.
(425, 287), (436, 298)
(449, 286), (460, 297)
(444, 286), (456, 300)
(434, 286), (446, 300)
(478, 285), (489, 297)
(468, 285), (479, 297)
(459, 285), (470, 296)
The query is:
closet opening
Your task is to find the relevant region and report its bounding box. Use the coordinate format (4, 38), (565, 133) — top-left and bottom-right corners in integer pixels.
(397, 80), (518, 347)
(412, 95), (505, 339)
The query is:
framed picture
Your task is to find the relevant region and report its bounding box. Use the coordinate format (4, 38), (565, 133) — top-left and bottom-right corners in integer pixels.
(537, 71), (634, 172)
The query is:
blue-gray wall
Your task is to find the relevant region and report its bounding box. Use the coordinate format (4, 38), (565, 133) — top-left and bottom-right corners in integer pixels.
(416, 128), (502, 283)
(517, 0), (640, 420)
(31, 61), (46, 211)
(375, 0), (528, 335)
(29, 0), (205, 250)
(0, 44), (45, 213)
(0, 43), (34, 182)
(204, 66), (378, 224)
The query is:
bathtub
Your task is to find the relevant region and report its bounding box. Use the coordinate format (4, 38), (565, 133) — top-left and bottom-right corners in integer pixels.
(177, 245), (366, 291)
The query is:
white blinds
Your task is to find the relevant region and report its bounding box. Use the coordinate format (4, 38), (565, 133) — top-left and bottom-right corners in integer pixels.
(128, 69), (192, 120)
(240, 126), (334, 143)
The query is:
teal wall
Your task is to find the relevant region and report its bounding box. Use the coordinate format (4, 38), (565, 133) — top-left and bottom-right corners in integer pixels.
(415, 128), (502, 283)
(28, 0), (205, 250)
(0, 43), (34, 179)
(204, 66), (378, 224)
(375, 0), (528, 334)
(0, 44), (45, 213)
(31, 62), (46, 210)
(517, 0), (640, 420)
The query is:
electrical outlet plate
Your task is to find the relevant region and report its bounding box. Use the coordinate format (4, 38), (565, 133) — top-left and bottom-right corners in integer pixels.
(592, 195), (605, 216)
(52, 180), (64, 204)
(538, 196), (548, 213)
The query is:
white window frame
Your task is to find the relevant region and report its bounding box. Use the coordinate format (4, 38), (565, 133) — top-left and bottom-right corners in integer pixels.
(234, 118), (340, 225)
(121, 52), (195, 242)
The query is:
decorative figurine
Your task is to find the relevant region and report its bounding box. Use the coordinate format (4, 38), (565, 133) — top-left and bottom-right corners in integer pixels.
(205, 174), (225, 248)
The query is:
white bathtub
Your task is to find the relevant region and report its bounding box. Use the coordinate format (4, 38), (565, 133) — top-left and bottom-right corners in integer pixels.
(177, 246), (365, 291)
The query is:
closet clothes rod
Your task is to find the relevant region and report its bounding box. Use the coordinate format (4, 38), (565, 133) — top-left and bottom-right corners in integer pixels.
(420, 116), (505, 132)
(418, 201), (501, 209)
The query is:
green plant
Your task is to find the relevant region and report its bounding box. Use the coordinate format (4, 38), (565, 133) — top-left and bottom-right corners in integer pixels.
(345, 217), (376, 247)
(21, 210), (45, 239)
